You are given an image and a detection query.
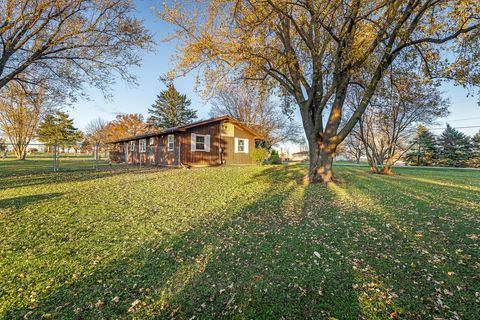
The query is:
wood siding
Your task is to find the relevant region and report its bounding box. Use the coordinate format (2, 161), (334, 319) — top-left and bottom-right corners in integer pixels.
(220, 123), (256, 165)
(179, 122), (221, 166)
(156, 134), (180, 166)
(110, 119), (257, 166)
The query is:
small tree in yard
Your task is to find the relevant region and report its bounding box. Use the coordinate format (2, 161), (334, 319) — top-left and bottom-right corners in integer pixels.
(437, 124), (473, 167)
(159, 1), (480, 183)
(85, 118), (109, 156)
(37, 111), (83, 152)
(0, 83), (47, 159)
(354, 70), (449, 174)
(405, 125), (439, 166)
(148, 84), (197, 129)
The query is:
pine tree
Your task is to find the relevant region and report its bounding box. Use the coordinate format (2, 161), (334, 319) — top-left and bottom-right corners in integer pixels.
(147, 84), (197, 129)
(37, 111), (83, 152)
(436, 124), (472, 167)
(467, 130), (480, 168)
(405, 125), (438, 166)
(473, 130), (480, 149)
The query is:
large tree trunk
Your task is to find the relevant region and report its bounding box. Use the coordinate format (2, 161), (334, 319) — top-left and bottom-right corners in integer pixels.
(308, 138), (336, 184)
(380, 156), (395, 175)
(14, 144), (27, 160)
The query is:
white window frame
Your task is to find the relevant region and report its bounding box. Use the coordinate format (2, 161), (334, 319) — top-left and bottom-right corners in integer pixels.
(235, 138), (249, 153)
(139, 139), (147, 153)
(167, 134), (174, 151)
(130, 141), (135, 152)
(191, 133), (210, 152)
(149, 137), (155, 146)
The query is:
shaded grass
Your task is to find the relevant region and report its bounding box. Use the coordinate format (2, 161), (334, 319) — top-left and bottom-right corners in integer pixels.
(0, 165), (479, 319)
(0, 154), (115, 176)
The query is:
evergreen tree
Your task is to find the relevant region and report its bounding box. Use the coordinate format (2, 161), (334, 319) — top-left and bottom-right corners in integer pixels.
(473, 130), (480, 149)
(467, 130), (480, 168)
(37, 111), (83, 152)
(148, 84), (197, 129)
(436, 124), (472, 167)
(405, 125), (438, 166)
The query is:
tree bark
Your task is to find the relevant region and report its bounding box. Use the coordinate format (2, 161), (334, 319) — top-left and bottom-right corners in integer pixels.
(308, 137), (336, 184)
(380, 156), (395, 175)
(14, 144), (27, 160)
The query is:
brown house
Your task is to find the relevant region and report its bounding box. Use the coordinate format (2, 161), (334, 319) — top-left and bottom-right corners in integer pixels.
(110, 116), (260, 167)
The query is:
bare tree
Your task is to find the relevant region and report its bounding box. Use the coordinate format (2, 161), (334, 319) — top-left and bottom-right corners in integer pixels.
(0, 83), (48, 159)
(210, 83), (303, 148)
(0, 0), (152, 98)
(354, 71), (449, 174)
(339, 131), (364, 164)
(85, 118), (108, 151)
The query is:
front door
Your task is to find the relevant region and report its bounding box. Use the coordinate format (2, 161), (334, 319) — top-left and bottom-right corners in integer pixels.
(125, 142), (129, 163)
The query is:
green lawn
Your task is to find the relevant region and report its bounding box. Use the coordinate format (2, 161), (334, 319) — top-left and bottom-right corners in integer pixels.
(0, 153), (115, 175)
(1, 165), (479, 319)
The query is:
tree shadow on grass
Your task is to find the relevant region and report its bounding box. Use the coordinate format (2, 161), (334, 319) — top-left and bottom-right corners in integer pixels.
(333, 170), (480, 319)
(1, 166), (361, 320)
(0, 167), (166, 191)
(0, 193), (63, 210)
(3, 166), (478, 319)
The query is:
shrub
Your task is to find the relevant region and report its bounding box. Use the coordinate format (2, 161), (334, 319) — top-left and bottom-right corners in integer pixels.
(269, 149), (282, 164)
(250, 147), (269, 164)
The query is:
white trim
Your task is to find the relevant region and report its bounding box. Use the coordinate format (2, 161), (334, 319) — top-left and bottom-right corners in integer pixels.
(205, 135), (211, 152)
(167, 134), (174, 151)
(235, 138), (248, 153)
(139, 139), (147, 153)
(192, 133), (210, 152)
(191, 133), (196, 151)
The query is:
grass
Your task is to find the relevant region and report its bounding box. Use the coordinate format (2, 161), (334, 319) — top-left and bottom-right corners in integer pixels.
(0, 153), (116, 175)
(0, 164), (479, 319)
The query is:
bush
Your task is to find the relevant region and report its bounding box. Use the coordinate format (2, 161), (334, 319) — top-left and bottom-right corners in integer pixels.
(250, 147), (269, 164)
(269, 149), (282, 164)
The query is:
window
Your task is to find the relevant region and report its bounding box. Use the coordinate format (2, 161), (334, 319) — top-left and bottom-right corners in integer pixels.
(168, 134), (174, 151)
(191, 133), (210, 152)
(149, 137), (155, 146)
(130, 141), (135, 152)
(139, 139), (146, 153)
(235, 138), (249, 153)
(196, 135), (205, 150)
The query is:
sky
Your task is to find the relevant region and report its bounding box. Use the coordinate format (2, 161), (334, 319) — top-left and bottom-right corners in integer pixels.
(68, 0), (480, 153)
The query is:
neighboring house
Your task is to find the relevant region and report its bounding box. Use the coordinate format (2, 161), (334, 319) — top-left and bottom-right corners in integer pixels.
(291, 151), (309, 162)
(110, 116), (260, 167)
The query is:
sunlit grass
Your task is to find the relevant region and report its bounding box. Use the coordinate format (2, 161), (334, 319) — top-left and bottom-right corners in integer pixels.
(0, 165), (479, 319)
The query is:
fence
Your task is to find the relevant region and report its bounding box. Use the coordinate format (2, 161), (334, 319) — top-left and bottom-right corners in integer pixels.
(0, 143), (112, 174)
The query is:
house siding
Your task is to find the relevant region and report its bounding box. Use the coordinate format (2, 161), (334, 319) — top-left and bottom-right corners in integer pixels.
(221, 124), (256, 165)
(110, 118), (258, 167)
(180, 122), (221, 166)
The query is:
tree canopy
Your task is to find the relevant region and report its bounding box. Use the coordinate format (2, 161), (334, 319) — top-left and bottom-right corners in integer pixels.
(159, 0), (480, 183)
(0, 0), (152, 98)
(37, 111), (83, 151)
(106, 113), (147, 141)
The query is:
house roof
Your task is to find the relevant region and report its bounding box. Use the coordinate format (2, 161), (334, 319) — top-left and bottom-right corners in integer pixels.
(110, 115), (261, 144)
